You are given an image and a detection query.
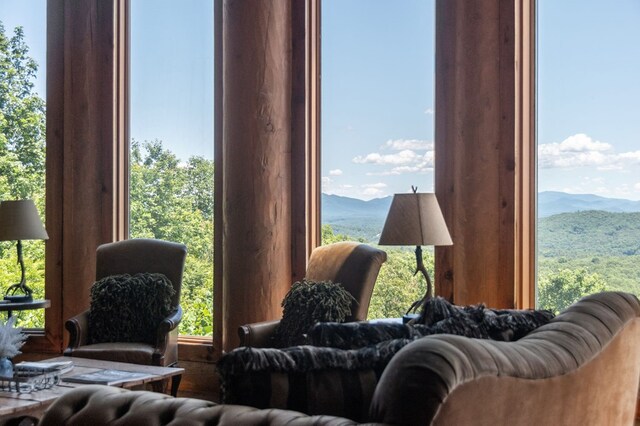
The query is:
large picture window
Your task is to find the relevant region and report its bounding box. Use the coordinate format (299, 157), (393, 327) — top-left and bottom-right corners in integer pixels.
(129, 0), (214, 336)
(320, 0), (436, 318)
(537, 0), (640, 312)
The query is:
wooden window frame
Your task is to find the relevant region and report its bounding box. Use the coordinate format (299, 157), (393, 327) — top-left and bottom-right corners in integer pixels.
(515, 0), (536, 309)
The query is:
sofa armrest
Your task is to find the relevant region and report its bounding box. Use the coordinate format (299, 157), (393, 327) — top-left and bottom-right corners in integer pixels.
(39, 385), (361, 426)
(64, 310), (90, 351)
(238, 319), (280, 347)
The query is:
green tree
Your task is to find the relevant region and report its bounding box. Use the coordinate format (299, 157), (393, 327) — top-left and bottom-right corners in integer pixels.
(129, 139), (214, 335)
(538, 268), (606, 315)
(0, 22), (47, 327)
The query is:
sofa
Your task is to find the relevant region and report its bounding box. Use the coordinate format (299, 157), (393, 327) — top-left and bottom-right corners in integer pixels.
(35, 291), (640, 425)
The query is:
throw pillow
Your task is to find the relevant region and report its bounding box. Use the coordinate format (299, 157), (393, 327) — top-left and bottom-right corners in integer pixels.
(88, 273), (175, 345)
(273, 279), (355, 348)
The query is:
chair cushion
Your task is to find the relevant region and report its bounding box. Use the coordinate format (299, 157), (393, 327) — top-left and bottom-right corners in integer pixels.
(88, 273), (175, 345)
(69, 342), (155, 365)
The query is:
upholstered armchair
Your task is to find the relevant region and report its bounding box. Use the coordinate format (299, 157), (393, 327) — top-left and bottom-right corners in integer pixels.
(64, 239), (187, 369)
(238, 241), (387, 347)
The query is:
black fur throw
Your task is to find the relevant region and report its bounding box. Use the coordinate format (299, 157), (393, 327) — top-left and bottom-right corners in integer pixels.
(88, 273), (175, 345)
(308, 297), (555, 349)
(415, 296), (555, 341)
(273, 280), (356, 348)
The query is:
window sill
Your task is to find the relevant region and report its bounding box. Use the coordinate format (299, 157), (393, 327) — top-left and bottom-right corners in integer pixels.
(178, 335), (219, 363)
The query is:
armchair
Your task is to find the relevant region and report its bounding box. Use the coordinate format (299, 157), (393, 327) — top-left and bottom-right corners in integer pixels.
(239, 241), (387, 347)
(64, 239), (187, 370)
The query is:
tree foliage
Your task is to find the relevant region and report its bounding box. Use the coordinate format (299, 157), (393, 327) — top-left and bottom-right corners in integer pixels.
(129, 140), (213, 336)
(537, 269), (606, 315)
(0, 23), (46, 327)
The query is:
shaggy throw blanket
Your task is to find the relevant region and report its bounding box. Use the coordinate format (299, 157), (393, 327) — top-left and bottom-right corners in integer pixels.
(309, 297), (555, 350)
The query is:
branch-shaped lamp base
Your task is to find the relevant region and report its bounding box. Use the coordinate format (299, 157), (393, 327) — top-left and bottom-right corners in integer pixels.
(4, 240), (33, 303)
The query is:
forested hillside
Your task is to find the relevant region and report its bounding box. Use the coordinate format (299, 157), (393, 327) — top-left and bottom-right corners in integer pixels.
(538, 211), (640, 257)
(538, 211), (640, 297)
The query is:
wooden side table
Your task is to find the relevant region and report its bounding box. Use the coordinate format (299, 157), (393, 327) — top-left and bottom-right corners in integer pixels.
(0, 299), (50, 318)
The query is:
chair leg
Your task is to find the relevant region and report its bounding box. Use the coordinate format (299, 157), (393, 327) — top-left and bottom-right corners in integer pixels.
(170, 374), (182, 397)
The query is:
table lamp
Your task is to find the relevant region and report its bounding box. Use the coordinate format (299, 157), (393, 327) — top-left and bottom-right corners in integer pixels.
(378, 187), (452, 315)
(0, 200), (49, 303)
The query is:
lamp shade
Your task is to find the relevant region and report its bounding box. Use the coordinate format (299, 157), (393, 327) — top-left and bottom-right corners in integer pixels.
(0, 200), (49, 241)
(378, 192), (452, 246)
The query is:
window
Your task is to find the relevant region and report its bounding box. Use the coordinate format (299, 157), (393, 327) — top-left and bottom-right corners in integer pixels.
(537, 0), (640, 313)
(0, 2), (47, 328)
(129, 0), (214, 336)
(320, 0), (436, 318)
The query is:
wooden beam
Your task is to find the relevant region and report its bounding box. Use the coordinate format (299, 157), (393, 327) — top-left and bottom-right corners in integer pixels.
(221, 0), (293, 351)
(435, 0), (518, 308)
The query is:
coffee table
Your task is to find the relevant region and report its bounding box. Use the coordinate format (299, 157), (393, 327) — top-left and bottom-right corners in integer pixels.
(0, 356), (184, 420)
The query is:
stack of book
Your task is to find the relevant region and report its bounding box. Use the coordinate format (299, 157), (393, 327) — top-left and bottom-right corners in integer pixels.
(14, 360), (74, 377)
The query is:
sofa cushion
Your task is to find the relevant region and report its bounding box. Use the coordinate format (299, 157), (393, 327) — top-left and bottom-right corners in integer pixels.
(88, 273), (175, 345)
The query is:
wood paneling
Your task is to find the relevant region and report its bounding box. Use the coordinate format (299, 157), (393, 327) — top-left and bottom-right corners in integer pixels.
(221, 0), (293, 351)
(435, 0), (518, 308)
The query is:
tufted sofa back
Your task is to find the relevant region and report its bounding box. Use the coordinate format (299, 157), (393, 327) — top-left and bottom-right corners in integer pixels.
(38, 385), (364, 426)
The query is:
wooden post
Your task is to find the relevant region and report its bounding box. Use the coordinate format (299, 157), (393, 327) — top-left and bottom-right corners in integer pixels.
(221, 0), (292, 350)
(44, 0), (121, 351)
(435, 0), (517, 308)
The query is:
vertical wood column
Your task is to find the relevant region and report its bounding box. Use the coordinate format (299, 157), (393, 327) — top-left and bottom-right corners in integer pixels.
(222, 0), (292, 350)
(47, 0), (120, 348)
(435, 0), (517, 308)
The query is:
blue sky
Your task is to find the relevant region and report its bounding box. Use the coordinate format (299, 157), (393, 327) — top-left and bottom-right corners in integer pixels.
(2, 0), (639, 200)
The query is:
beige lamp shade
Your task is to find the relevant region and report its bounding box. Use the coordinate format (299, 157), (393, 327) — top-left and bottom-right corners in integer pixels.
(0, 200), (49, 241)
(379, 192), (452, 246)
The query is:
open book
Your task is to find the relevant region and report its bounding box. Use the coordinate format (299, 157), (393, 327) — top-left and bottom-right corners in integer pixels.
(63, 369), (152, 386)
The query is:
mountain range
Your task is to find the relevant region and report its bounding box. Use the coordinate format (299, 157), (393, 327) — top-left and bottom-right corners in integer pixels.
(322, 191), (640, 242)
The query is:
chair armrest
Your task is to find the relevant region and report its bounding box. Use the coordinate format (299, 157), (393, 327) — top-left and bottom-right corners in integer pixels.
(153, 306), (182, 366)
(238, 320), (280, 347)
(64, 310), (90, 351)
(157, 305), (183, 335)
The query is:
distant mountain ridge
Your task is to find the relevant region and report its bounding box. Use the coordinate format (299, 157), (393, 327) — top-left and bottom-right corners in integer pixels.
(322, 191), (640, 242)
(538, 191), (640, 217)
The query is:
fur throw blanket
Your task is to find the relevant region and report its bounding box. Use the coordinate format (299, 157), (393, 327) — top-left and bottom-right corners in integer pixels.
(219, 298), (554, 377)
(309, 297), (554, 350)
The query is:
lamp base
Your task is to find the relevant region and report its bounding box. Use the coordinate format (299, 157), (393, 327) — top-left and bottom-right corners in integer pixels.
(4, 294), (33, 303)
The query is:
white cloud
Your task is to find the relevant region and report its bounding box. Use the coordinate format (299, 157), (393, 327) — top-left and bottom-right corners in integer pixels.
(362, 182), (387, 189)
(538, 133), (640, 170)
(329, 169), (343, 176)
(353, 149), (419, 165)
(383, 139), (433, 151)
(353, 139), (435, 176)
(424, 108), (434, 115)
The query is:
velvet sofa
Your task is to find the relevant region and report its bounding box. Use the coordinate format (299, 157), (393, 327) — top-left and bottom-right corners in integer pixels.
(36, 291), (640, 425)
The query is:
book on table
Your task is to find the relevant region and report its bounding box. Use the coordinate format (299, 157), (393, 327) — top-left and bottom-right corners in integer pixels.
(63, 369), (152, 385)
(15, 360), (75, 376)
